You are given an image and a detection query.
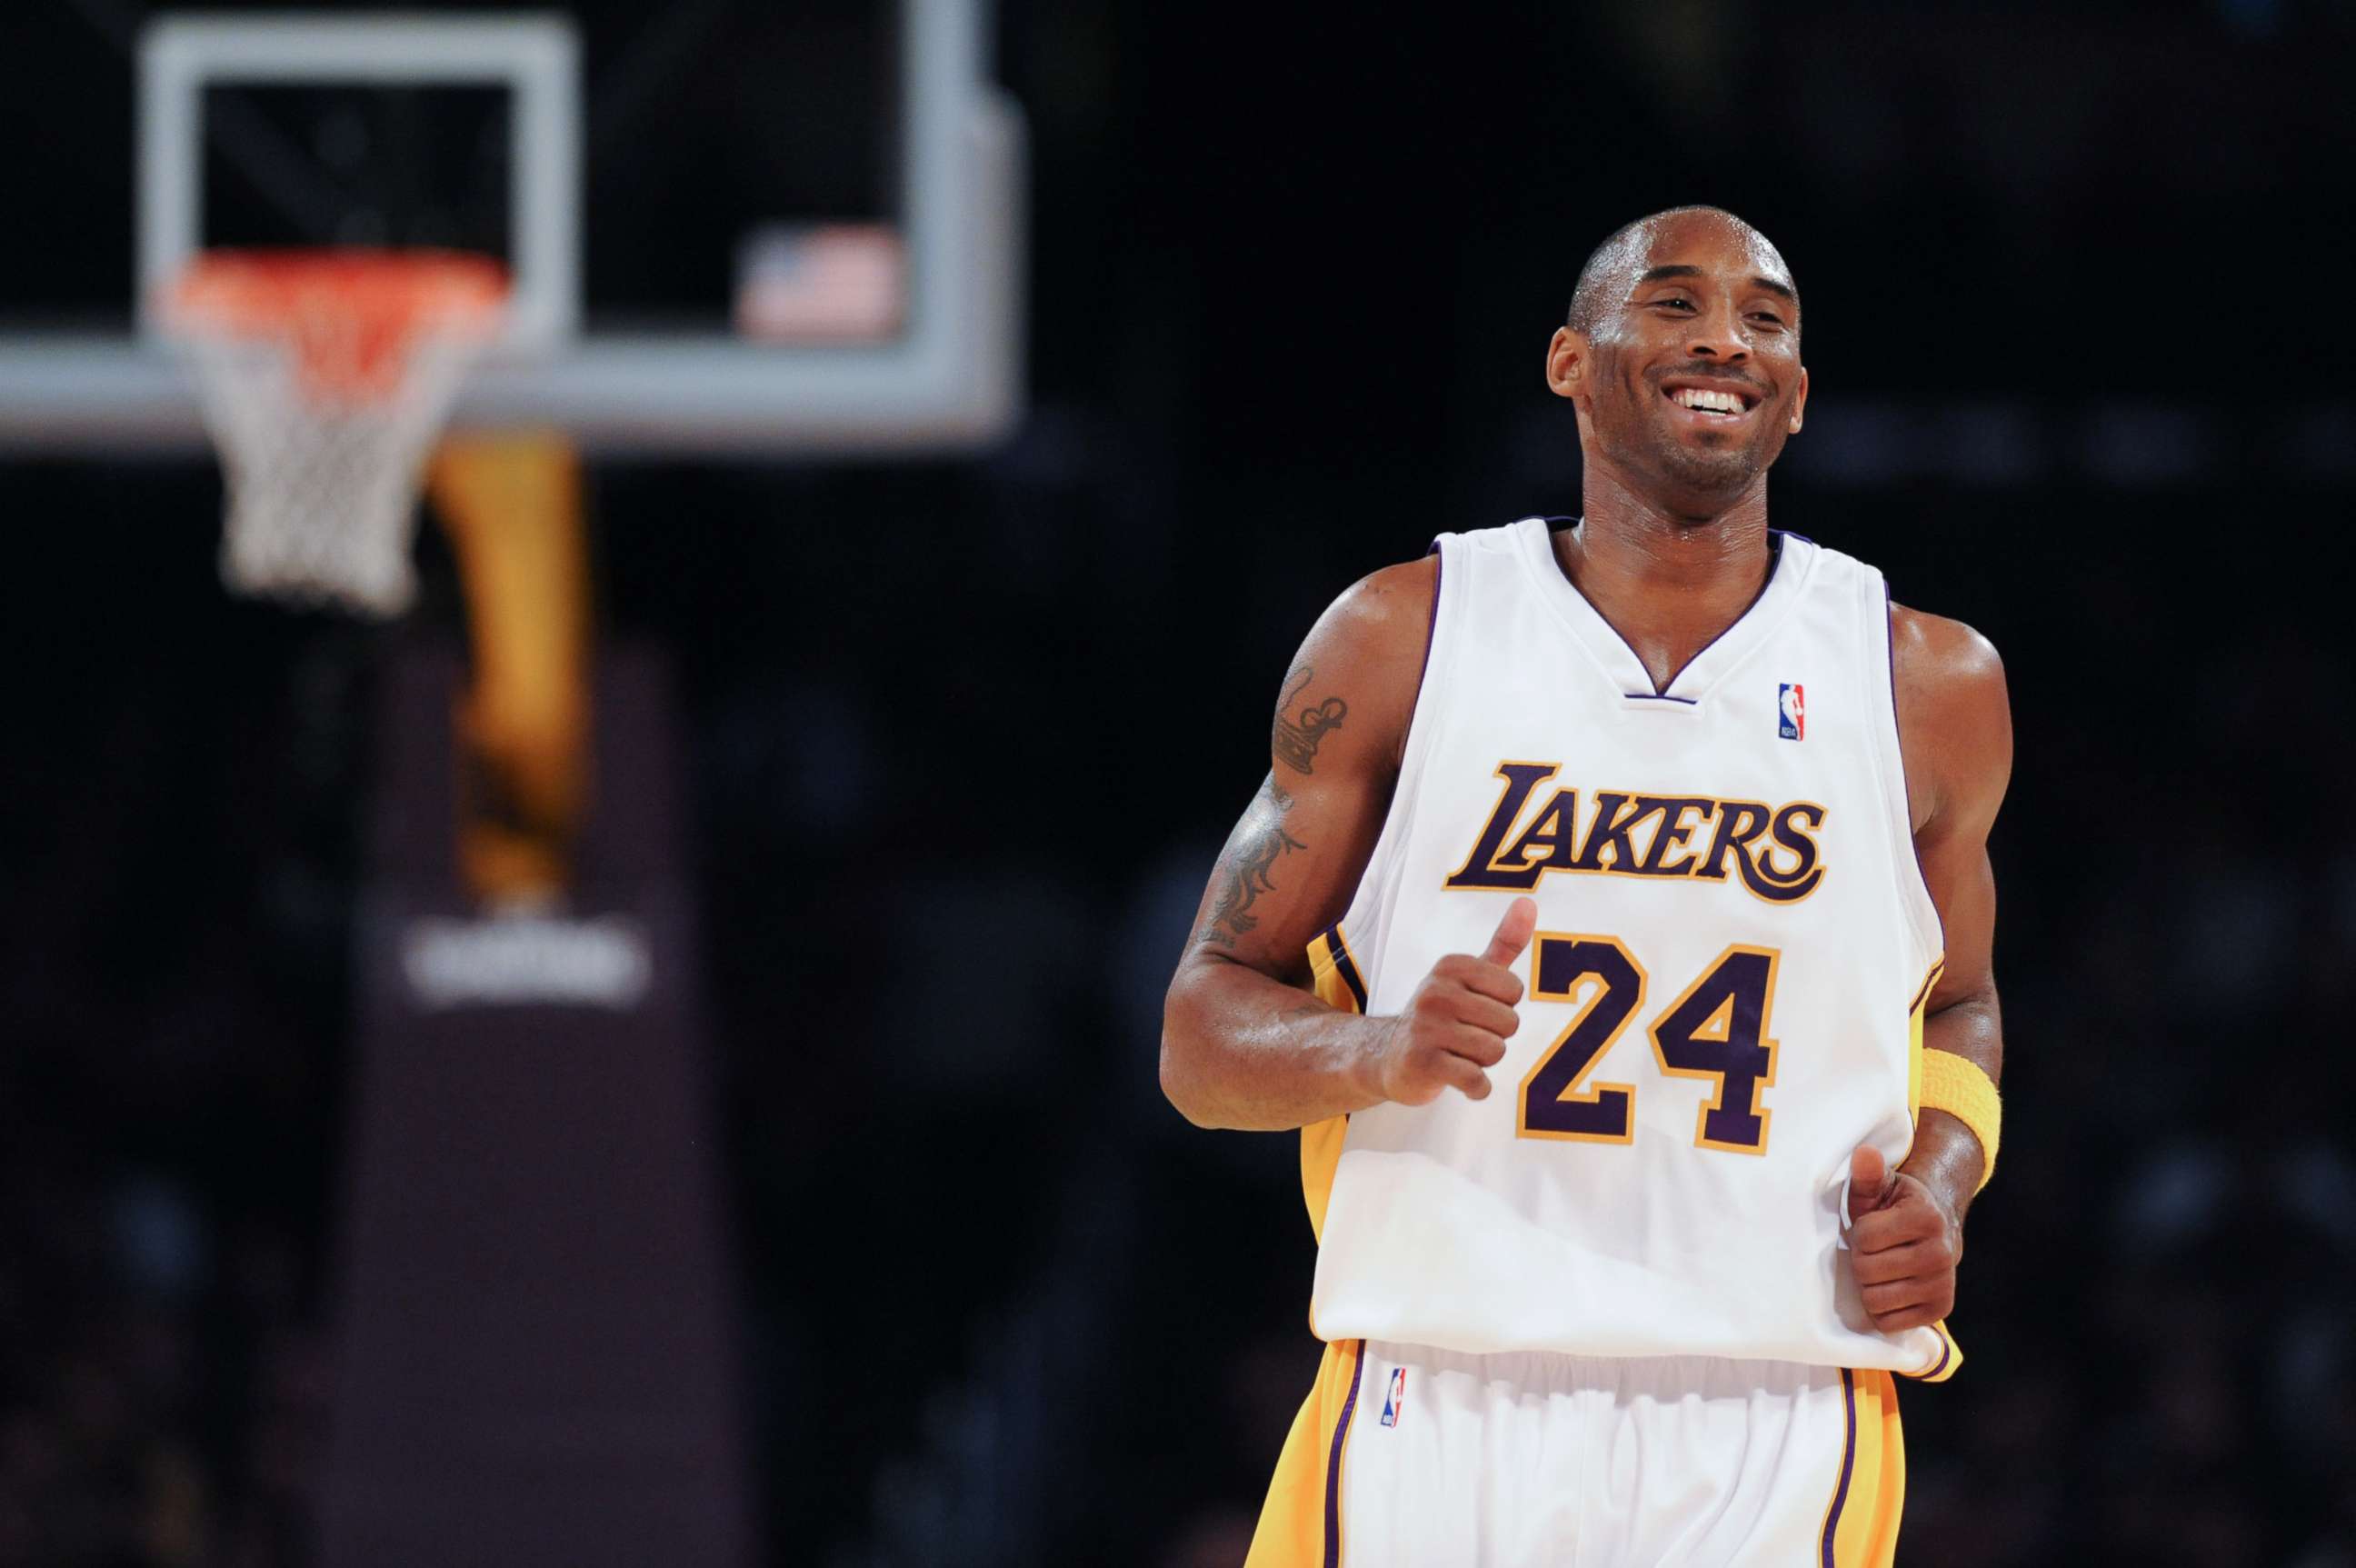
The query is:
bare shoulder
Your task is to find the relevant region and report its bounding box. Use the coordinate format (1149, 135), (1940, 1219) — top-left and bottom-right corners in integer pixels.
(1890, 604), (2009, 734)
(1283, 554), (1440, 774)
(1311, 554), (1439, 657)
(1890, 603), (2012, 831)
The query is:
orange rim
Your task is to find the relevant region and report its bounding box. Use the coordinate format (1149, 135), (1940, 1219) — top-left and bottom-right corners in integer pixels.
(167, 248), (508, 401)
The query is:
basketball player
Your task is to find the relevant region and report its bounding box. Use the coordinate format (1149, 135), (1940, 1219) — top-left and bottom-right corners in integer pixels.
(1161, 206), (2010, 1567)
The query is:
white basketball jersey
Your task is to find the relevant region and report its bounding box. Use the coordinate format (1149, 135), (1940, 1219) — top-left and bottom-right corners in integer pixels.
(1301, 517), (1955, 1379)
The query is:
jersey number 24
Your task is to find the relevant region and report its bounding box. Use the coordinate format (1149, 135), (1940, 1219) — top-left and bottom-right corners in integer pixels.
(1519, 935), (1779, 1154)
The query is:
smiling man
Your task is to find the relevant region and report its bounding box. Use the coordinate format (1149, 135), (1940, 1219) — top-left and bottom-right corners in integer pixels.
(1161, 206), (2012, 1567)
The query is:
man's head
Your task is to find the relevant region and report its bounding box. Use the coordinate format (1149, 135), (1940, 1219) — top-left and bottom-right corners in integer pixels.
(1547, 206), (1807, 511)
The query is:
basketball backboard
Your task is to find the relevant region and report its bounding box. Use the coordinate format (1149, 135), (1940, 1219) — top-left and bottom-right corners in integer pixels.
(0, 0), (1023, 455)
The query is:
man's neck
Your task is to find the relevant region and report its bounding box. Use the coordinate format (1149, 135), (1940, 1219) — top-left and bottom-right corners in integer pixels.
(1558, 460), (1778, 694)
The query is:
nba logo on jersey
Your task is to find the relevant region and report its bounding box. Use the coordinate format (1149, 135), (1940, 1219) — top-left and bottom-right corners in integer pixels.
(1778, 683), (1805, 740)
(1380, 1366), (1407, 1427)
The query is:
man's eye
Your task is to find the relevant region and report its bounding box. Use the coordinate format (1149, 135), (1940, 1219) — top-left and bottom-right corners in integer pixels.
(1652, 298), (1695, 312)
(1749, 313), (1786, 329)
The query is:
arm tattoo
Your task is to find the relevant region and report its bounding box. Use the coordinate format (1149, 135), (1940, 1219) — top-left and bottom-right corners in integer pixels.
(1201, 781), (1305, 946)
(1272, 664), (1348, 775)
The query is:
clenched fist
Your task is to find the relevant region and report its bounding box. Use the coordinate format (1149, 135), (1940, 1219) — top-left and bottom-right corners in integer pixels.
(1361, 896), (1538, 1106)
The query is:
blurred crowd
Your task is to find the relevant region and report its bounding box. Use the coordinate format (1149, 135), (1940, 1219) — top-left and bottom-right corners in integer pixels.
(0, 529), (362, 1566)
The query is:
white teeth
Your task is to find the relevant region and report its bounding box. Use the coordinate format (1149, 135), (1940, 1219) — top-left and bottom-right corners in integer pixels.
(1672, 387), (1746, 414)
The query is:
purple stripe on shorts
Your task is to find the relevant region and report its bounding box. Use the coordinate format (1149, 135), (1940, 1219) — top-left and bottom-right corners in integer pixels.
(1323, 1341), (1367, 1568)
(1820, 1368), (1859, 1568)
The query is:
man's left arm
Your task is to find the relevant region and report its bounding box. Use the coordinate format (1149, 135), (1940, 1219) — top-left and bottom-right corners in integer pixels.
(1848, 606), (2013, 1334)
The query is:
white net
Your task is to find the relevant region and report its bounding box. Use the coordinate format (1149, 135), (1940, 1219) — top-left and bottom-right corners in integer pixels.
(169, 254), (504, 618)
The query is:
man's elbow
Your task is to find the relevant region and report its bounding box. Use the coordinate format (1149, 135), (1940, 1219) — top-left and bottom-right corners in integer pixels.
(1158, 984), (1223, 1129)
(1158, 1035), (1218, 1129)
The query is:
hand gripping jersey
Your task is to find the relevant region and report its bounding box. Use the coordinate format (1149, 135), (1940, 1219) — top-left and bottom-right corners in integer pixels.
(1301, 518), (1957, 1380)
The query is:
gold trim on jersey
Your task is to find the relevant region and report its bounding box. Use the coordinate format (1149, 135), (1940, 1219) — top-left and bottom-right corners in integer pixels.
(1300, 924), (1368, 1251)
(1904, 957), (1946, 1122)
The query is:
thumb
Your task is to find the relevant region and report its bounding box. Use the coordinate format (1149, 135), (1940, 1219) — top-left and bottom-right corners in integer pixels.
(1848, 1144), (1891, 1221)
(1479, 896), (1539, 967)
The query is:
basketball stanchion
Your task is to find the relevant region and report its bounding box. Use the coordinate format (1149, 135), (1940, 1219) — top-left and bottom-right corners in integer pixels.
(163, 249), (506, 617)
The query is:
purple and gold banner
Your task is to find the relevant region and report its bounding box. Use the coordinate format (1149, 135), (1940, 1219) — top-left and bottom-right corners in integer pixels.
(319, 646), (751, 1568)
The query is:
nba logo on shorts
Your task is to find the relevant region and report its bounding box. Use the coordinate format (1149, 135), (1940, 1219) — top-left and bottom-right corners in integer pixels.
(1778, 683), (1805, 741)
(1380, 1367), (1407, 1427)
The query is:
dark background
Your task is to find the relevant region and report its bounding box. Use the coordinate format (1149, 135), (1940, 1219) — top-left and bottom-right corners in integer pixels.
(5, 2), (2355, 1564)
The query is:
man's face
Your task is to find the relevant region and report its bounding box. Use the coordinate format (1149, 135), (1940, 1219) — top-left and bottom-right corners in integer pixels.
(1552, 214), (1808, 504)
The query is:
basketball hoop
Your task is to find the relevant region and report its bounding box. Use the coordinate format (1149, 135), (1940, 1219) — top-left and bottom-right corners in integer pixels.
(165, 249), (508, 617)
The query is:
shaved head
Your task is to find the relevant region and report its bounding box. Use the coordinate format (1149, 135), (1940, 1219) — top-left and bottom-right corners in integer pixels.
(1567, 206), (1798, 337)
(1543, 205), (1810, 506)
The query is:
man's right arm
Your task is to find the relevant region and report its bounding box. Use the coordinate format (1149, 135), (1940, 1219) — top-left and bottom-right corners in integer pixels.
(1160, 556), (1534, 1131)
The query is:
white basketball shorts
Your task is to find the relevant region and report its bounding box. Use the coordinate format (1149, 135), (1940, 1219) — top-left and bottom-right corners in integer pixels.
(1246, 1339), (1904, 1568)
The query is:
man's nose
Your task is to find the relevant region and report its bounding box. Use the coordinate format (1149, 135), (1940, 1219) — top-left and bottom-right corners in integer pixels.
(1687, 302), (1750, 364)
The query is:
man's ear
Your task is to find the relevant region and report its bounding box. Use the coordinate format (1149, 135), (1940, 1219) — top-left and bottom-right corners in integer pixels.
(1546, 326), (1589, 401)
(1787, 364), (1809, 434)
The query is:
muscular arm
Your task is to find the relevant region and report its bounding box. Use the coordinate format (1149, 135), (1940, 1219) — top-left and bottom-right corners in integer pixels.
(1846, 604), (2013, 1333)
(1893, 604), (2012, 1222)
(1159, 558), (1439, 1131)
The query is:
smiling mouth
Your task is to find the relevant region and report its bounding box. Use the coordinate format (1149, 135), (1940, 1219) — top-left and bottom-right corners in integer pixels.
(1664, 385), (1758, 419)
